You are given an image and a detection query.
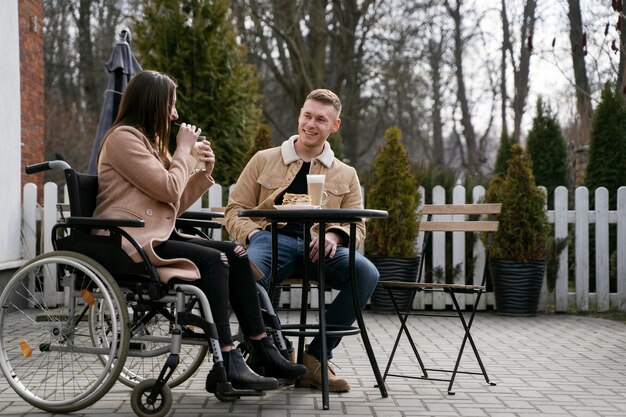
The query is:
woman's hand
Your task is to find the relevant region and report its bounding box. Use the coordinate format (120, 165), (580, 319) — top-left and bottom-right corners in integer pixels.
(176, 123), (201, 153)
(195, 138), (216, 176)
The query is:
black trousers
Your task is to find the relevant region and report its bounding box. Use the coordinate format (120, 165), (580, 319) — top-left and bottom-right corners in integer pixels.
(154, 236), (265, 346)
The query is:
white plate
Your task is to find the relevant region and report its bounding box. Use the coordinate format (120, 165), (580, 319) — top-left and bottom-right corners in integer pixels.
(274, 204), (321, 210)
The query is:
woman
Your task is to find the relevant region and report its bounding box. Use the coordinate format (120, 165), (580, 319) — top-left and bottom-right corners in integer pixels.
(93, 70), (305, 392)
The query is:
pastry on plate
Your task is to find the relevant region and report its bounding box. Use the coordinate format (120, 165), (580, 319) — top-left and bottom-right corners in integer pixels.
(282, 193), (312, 206)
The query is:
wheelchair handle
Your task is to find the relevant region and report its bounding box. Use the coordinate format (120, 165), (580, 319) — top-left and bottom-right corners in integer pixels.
(25, 160), (71, 174)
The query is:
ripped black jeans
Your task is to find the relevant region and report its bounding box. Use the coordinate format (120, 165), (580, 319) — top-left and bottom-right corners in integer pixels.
(154, 236), (265, 346)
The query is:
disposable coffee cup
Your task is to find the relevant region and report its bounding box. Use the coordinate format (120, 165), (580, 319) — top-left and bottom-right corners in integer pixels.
(307, 174), (328, 206)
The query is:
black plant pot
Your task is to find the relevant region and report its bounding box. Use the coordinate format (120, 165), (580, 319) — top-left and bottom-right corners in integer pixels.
(490, 258), (547, 316)
(367, 256), (420, 313)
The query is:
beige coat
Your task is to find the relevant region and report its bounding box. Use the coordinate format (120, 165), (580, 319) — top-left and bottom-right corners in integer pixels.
(93, 125), (213, 282)
(225, 135), (365, 248)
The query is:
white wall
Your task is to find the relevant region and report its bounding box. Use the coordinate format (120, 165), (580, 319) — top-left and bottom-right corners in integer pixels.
(0, 0), (23, 264)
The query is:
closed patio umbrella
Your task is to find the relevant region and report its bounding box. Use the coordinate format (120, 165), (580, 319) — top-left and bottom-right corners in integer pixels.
(87, 28), (142, 174)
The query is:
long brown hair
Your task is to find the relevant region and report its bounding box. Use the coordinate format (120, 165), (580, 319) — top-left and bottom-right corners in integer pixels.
(104, 70), (177, 166)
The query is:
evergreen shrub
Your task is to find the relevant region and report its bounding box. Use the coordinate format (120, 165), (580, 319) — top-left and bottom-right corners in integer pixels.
(527, 97), (568, 208)
(133, 0), (260, 185)
(585, 82), (626, 209)
(485, 144), (551, 261)
(365, 127), (420, 258)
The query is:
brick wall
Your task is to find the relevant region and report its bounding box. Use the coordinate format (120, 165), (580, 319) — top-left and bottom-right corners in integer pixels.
(19, 0), (44, 198)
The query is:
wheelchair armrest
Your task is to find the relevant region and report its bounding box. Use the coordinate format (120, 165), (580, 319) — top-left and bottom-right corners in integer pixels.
(175, 218), (222, 230)
(179, 210), (224, 220)
(64, 216), (145, 228)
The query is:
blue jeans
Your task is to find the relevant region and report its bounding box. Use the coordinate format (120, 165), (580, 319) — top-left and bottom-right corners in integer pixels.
(246, 231), (379, 360)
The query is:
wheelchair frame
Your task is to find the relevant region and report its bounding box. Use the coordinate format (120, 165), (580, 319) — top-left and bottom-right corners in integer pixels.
(0, 161), (263, 417)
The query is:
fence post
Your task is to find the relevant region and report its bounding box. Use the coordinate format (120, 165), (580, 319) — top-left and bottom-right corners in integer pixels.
(554, 186), (569, 312)
(22, 183), (38, 260)
(575, 187), (590, 312)
(595, 188), (610, 312)
(431, 186), (446, 310)
(452, 185), (466, 308)
(412, 186), (426, 310)
(208, 184), (223, 241)
(538, 187), (549, 312)
(618, 187), (626, 311)
(42, 183), (58, 255)
(472, 186), (487, 310)
(42, 182), (59, 306)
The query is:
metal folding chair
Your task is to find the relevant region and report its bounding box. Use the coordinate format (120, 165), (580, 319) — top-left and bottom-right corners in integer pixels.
(379, 203), (501, 394)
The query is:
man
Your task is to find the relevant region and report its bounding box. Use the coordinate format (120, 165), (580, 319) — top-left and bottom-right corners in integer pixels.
(224, 89), (379, 392)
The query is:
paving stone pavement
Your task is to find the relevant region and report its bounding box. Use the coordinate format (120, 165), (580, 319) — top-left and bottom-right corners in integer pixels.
(1, 310), (625, 417)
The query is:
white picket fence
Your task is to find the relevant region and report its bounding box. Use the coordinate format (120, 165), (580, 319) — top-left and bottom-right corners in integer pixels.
(21, 181), (626, 312)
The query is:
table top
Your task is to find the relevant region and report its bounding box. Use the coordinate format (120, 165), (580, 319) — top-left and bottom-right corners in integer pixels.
(238, 208), (388, 222)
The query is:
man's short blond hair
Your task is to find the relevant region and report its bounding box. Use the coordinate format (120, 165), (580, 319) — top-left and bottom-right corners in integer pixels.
(306, 89), (342, 117)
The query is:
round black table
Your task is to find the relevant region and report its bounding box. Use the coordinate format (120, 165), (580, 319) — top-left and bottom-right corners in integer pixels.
(238, 208), (388, 409)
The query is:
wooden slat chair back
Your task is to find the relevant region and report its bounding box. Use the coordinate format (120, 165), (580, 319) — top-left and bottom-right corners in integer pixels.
(379, 203), (501, 395)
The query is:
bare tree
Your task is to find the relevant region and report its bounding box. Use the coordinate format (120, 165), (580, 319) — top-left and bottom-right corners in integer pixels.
(500, 0), (537, 142)
(567, 0), (593, 149)
(360, 2), (437, 163)
(44, 0), (80, 102)
(613, 1), (626, 93)
(232, 0), (388, 169)
(500, 0), (509, 137)
(235, 0), (496, 173)
(444, 0), (486, 173)
(429, 38), (446, 166)
(43, 0), (131, 172)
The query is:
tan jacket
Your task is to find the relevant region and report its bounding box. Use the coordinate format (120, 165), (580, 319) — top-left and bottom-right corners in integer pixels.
(225, 135), (365, 248)
(93, 125), (213, 282)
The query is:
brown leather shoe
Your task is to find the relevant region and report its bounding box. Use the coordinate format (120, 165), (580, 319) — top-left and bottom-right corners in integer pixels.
(300, 347), (350, 392)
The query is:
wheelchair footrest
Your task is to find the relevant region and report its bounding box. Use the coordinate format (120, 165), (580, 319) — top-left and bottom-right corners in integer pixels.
(205, 362), (227, 391)
(205, 363), (265, 400)
(216, 382), (264, 399)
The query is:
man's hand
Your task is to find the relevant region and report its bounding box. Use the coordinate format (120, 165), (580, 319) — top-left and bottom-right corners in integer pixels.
(309, 231), (343, 263)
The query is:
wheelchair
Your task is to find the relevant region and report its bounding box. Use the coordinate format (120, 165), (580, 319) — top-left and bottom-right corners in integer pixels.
(0, 160), (276, 416)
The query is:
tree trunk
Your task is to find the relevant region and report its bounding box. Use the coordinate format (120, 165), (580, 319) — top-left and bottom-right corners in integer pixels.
(500, 0), (510, 136)
(429, 39), (445, 166)
(75, 0), (98, 118)
(567, 0), (592, 148)
(511, 0), (536, 142)
(618, 13), (626, 95)
(446, 0), (479, 172)
(44, 0), (125, 172)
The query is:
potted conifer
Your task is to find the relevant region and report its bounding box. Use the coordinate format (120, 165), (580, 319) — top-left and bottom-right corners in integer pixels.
(365, 127), (421, 312)
(485, 143), (551, 316)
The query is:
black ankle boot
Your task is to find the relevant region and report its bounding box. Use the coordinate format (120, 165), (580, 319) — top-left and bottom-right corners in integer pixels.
(223, 348), (279, 391)
(248, 336), (307, 379)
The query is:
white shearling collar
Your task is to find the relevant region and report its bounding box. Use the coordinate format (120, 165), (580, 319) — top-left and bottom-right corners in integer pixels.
(281, 135), (335, 167)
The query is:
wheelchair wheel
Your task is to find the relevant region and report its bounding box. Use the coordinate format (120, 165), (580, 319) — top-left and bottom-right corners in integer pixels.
(0, 251), (129, 413)
(130, 378), (172, 417)
(90, 295), (208, 388)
